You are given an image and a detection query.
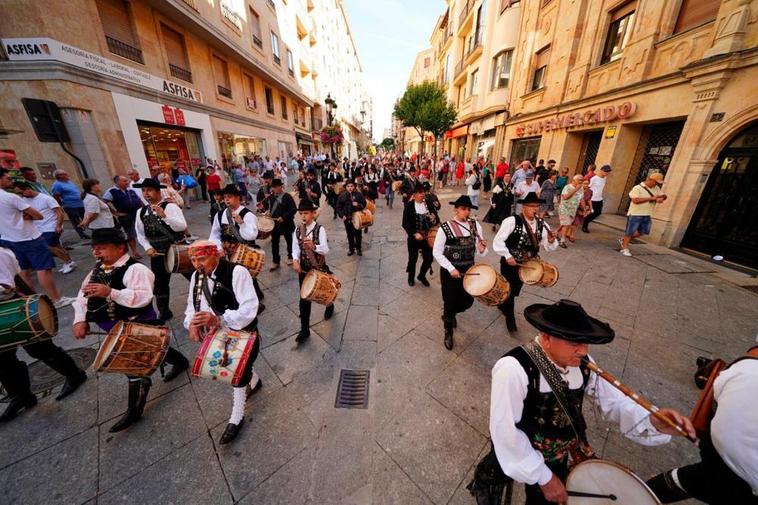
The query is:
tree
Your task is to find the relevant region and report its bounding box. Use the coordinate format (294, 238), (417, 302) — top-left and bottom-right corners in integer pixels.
(418, 97), (457, 161)
(393, 81), (456, 160)
(379, 137), (395, 151)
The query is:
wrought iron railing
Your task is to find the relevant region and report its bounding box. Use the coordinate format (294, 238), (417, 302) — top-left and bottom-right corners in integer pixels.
(252, 34), (262, 48)
(221, 3), (243, 31)
(106, 36), (144, 64)
(217, 85), (232, 98)
(169, 63), (192, 82)
(273, 54), (281, 65)
(458, 0), (475, 28)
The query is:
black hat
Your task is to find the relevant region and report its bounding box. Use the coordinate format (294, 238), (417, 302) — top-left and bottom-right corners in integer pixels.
(449, 195), (478, 210)
(518, 192), (541, 205)
(298, 199), (318, 211)
(91, 227), (128, 245)
(422, 181), (432, 191)
(262, 171), (275, 179)
(271, 178), (285, 187)
(222, 184), (242, 196)
(133, 178), (165, 190)
(412, 182), (426, 193)
(524, 299), (615, 344)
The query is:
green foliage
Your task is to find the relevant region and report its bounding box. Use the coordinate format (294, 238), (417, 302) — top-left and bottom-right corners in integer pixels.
(379, 137), (395, 150)
(393, 81), (457, 156)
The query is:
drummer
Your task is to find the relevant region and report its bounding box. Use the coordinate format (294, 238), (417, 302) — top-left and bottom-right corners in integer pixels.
(0, 246), (87, 422)
(291, 199), (334, 344)
(72, 228), (189, 433)
(336, 180), (366, 257)
(493, 192), (558, 333)
(255, 170), (274, 213)
(183, 240), (262, 445)
(431, 195), (487, 350)
(133, 178), (188, 321)
(402, 183), (437, 287)
(324, 163), (344, 219)
(468, 299), (695, 505)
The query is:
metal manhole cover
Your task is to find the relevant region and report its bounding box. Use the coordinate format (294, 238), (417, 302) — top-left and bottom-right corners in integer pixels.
(335, 369), (370, 409)
(0, 347), (97, 402)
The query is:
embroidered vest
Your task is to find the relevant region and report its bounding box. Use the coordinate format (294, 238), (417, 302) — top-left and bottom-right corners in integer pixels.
(218, 207), (254, 246)
(192, 259), (257, 331)
(139, 203), (184, 252)
(86, 258), (154, 323)
(295, 223), (328, 272)
(504, 215), (544, 262)
(441, 219), (477, 270)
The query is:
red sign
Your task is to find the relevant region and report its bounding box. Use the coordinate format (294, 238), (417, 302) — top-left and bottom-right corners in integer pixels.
(162, 105), (175, 125)
(174, 108), (186, 126)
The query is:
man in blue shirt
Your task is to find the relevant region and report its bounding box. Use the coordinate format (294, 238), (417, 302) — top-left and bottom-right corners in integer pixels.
(103, 175), (144, 259)
(51, 169), (88, 239)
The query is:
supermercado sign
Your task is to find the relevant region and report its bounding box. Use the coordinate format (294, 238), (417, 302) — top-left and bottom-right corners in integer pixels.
(515, 102), (636, 137)
(3, 37), (202, 103)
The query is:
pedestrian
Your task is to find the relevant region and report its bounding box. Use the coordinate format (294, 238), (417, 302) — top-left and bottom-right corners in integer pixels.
(51, 169), (89, 239)
(157, 173), (184, 208)
(126, 168), (147, 205)
(536, 159), (551, 185)
(570, 179), (593, 242)
(176, 168), (198, 209)
(205, 165), (221, 194)
(554, 166), (570, 200)
(620, 171), (667, 257)
(513, 170), (540, 215)
(482, 160), (493, 194)
(80, 179), (116, 232)
(584, 163), (596, 181)
(557, 174), (584, 247)
(336, 180), (366, 256)
(539, 170), (558, 217)
(583, 164), (611, 233)
(465, 165), (482, 210)
(511, 160), (531, 187)
(495, 157), (509, 186)
(195, 164), (208, 201)
(103, 175), (143, 258)
(483, 174), (514, 231)
(455, 157), (465, 186)
(19, 166), (51, 196)
(267, 179), (297, 269)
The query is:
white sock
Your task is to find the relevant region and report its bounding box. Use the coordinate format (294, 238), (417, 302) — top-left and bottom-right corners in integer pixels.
(229, 387), (246, 425)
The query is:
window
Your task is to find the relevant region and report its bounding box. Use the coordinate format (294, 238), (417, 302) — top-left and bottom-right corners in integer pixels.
(161, 24), (191, 82)
(674, 0), (719, 34)
(280, 96), (288, 120)
(600, 3), (635, 65)
(491, 50), (512, 89)
(249, 7), (262, 48)
(213, 55), (232, 98)
(469, 68), (479, 96)
(265, 86), (275, 114)
(244, 74), (257, 110)
(95, 0), (143, 64)
(474, 0), (487, 45)
(531, 46), (550, 91)
(423, 57), (431, 68)
(271, 32), (281, 64)
(444, 53), (452, 83)
(287, 48), (295, 76)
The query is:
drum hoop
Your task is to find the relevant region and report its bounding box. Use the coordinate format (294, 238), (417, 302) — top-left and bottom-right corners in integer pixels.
(166, 246), (176, 272)
(33, 295), (59, 337)
(191, 331), (216, 379)
(231, 330), (257, 386)
(95, 321), (125, 371)
(567, 459), (661, 504)
(301, 270), (317, 298)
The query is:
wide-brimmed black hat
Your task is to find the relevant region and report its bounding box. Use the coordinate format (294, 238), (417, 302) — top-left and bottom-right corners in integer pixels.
(91, 227), (128, 245)
(297, 199), (318, 211)
(518, 192), (541, 205)
(133, 178), (165, 190)
(271, 178), (284, 187)
(422, 181), (432, 191)
(412, 182), (426, 193)
(262, 171), (275, 179)
(222, 184), (242, 196)
(449, 195), (478, 210)
(524, 299), (615, 344)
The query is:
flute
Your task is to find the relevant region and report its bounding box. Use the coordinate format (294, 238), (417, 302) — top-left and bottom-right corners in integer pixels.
(582, 357), (698, 443)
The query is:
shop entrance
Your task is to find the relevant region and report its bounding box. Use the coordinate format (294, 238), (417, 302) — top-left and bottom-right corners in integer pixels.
(510, 137), (541, 165)
(139, 121), (205, 174)
(577, 130), (602, 174)
(682, 122), (758, 269)
(217, 132), (267, 168)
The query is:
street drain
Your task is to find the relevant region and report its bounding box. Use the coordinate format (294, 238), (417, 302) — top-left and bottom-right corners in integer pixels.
(335, 369), (370, 409)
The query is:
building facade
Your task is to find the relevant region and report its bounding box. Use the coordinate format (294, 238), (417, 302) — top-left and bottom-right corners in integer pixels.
(403, 47), (437, 155)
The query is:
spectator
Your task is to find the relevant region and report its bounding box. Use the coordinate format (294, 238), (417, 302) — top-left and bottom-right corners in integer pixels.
(455, 157), (465, 186)
(539, 170), (558, 217)
(536, 159), (551, 185)
(482, 159), (493, 195)
(584, 163), (597, 181)
(511, 160), (531, 187)
(620, 172), (667, 257)
(513, 170), (540, 215)
(19, 166), (51, 196)
(557, 174), (585, 247)
(148, 164), (162, 182)
(51, 169), (89, 239)
(0, 169), (73, 307)
(571, 179), (593, 242)
(103, 175), (143, 258)
(176, 167), (198, 209)
(157, 172), (184, 208)
(555, 166), (570, 198)
(80, 179), (116, 232)
(126, 168), (147, 205)
(465, 165), (482, 210)
(483, 173), (514, 231)
(495, 157), (509, 185)
(583, 164), (612, 233)
(195, 165), (208, 201)
(205, 166), (221, 194)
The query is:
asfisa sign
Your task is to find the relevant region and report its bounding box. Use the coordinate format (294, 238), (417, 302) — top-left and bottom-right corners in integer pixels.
(3, 37), (203, 103)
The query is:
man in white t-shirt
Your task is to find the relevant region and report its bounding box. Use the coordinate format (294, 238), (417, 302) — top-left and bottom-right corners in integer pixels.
(582, 164), (611, 233)
(18, 182), (76, 274)
(513, 170), (541, 215)
(0, 169), (73, 307)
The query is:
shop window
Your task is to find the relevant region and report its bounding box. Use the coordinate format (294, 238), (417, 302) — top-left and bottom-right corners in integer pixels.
(249, 7), (263, 48)
(531, 46), (550, 91)
(674, 0), (719, 34)
(95, 0), (143, 64)
(287, 49), (295, 77)
(213, 55), (232, 98)
(271, 32), (281, 65)
(244, 74), (257, 110)
(469, 68), (479, 96)
(161, 23), (191, 82)
(491, 49), (512, 89)
(600, 2), (635, 65)
(265, 86), (275, 115)
(281, 96), (288, 120)
(510, 137), (541, 166)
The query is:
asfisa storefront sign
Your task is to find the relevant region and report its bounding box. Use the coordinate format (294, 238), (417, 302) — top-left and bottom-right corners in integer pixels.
(3, 37), (203, 103)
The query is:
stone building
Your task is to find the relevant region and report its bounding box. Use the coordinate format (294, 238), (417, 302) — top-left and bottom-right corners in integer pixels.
(403, 47), (437, 156)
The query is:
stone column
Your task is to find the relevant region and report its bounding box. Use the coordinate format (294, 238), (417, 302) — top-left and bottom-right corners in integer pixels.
(704, 0), (752, 58)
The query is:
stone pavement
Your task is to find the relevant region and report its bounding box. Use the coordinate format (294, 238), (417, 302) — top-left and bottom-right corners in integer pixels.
(1, 183), (756, 505)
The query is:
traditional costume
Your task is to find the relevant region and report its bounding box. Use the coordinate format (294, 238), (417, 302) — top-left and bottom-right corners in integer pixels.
(324, 167), (344, 218)
(336, 181), (366, 256)
(267, 179), (297, 269)
(402, 183), (438, 287)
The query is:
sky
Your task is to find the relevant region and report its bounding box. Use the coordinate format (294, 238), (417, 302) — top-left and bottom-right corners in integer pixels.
(342, 0), (443, 143)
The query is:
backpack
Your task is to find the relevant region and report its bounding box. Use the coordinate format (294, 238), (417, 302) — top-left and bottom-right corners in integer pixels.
(179, 174), (198, 189)
(472, 175), (481, 190)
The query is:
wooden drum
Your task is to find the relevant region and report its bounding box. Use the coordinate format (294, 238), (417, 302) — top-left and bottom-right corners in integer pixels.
(93, 321), (170, 377)
(366, 199), (376, 214)
(0, 295), (58, 351)
(300, 270), (341, 306)
(426, 226), (439, 248)
(519, 259), (560, 288)
(230, 244), (265, 277)
(351, 209), (374, 229)
(165, 244), (194, 274)
(566, 459), (661, 505)
(463, 264), (511, 306)
(192, 327), (258, 387)
(391, 181), (403, 192)
(257, 215), (275, 240)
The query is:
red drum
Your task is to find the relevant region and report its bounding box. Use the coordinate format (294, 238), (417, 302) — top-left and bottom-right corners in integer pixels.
(192, 327), (258, 386)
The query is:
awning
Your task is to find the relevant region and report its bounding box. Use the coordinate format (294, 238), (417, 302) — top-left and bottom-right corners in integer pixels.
(445, 125), (469, 139)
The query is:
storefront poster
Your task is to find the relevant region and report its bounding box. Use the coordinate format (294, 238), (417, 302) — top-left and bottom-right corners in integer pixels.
(174, 108), (186, 126)
(162, 105), (176, 125)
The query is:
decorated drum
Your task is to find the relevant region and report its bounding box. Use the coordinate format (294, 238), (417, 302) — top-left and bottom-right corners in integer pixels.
(93, 321), (170, 377)
(566, 459), (661, 505)
(426, 226), (439, 248)
(463, 264), (511, 306)
(257, 215), (275, 240)
(230, 244), (265, 277)
(0, 295), (58, 351)
(192, 327), (258, 386)
(165, 244), (193, 274)
(351, 209), (374, 229)
(391, 181), (403, 192)
(366, 199), (376, 214)
(519, 259), (560, 288)
(300, 270), (341, 306)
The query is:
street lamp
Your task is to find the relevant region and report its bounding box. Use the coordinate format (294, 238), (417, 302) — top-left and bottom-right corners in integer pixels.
(324, 93), (337, 126)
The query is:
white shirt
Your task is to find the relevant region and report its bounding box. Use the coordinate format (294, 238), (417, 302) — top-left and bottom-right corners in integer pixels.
(292, 222), (329, 261)
(0, 246), (20, 285)
(514, 180), (541, 198)
(413, 201), (428, 216)
(134, 202), (187, 252)
(710, 358), (758, 492)
(0, 188), (42, 242)
(465, 174), (480, 196)
(183, 264), (259, 331)
(432, 218), (488, 273)
(493, 216), (559, 260)
(24, 193), (60, 233)
(83, 193), (115, 229)
(73, 254), (155, 324)
(209, 206), (258, 250)
(490, 347), (670, 486)
(588, 175), (607, 202)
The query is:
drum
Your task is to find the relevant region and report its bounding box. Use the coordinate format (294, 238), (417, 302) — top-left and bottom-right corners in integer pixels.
(93, 321), (170, 377)
(351, 209), (374, 229)
(519, 259), (560, 287)
(334, 182), (345, 195)
(463, 264), (511, 306)
(192, 327), (258, 386)
(566, 459), (661, 504)
(230, 244), (265, 277)
(300, 270), (341, 306)
(426, 226), (439, 248)
(391, 181), (403, 192)
(257, 215), (275, 240)
(366, 199), (376, 214)
(0, 295), (58, 351)
(165, 244), (193, 274)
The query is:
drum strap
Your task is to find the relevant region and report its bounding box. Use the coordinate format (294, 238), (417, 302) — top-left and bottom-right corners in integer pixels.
(225, 208), (247, 244)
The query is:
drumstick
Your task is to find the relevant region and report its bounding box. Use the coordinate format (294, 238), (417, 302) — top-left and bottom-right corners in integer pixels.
(463, 272), (480, 276)
(582, 358), (698, 443)
(567, 491), (617, 500)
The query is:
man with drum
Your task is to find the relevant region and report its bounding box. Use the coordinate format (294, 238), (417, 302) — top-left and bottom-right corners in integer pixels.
(72, 228), (189, 433)
(183, 240), (262, 444)
(468, 299), (695, 505)
(0, 246), (87, 422)
(402, 183), (437, 287)
(324, 163), (344, 219)
(267, 178), (297, 271)
(133, 178), (188, 321)
(291, 200), (334, 344)
(431, 195), (488, 350)
(336, 180), (367, 257)
(399, 166), (419, 205)
(493, 192), (559, 333)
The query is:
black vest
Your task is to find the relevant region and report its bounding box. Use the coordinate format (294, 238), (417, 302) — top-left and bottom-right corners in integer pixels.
(441, 220), (477, 270)
(86, 258), (154, 323)
(295, 223), (328, 272)
(192, 259), (257, 331)
(139, 202), (184, 252)
(504, 215), (544, 262)
(218, 207), (254, 246)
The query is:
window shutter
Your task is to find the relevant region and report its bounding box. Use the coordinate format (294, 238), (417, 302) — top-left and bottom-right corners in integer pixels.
(96, 0), (137, 46)
(610, 1), (636, 22)
(534, 46), (550, 69)
(161, 24), (188, 69)
(674, 0), (719, 34)
(213, 55), (230, 87)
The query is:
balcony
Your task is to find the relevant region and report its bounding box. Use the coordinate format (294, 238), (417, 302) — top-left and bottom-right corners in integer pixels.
(458, 0), (476, 32)
(169, 63), (192, 82)
(267, 0), (276, 11)
(453, 60), (466, 84)
(217, 85), (232, 98)
(273, 54), (281, 65)
(252, 34), (263, 48)
(221, 3), (243, 31)
(105, 36), (144, 64)
(464, 40), (483, 65)
(288, 68), (295, 78)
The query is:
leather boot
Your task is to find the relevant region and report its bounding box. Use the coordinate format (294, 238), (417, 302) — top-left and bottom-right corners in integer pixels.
(443, 317), (455, 351)
(41, 349), (87, 401)
(0, 394), (37, 422)
(110, 379), (146, 433)
(407, 270), (415, 286)
(156, 296), (173, 321)
(323, 304), (335, 320)
(162, 347), (189, 382)
(500, 300), (517, 333)
(219, 417), (244, 445)
(56, 371), (87, 401)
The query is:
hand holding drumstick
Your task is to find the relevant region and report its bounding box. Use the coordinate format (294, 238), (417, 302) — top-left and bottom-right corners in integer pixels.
(189, 311), (219, 342)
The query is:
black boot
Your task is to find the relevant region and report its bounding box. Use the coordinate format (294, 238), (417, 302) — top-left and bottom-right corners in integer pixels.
(156, 296), (173, 321)
(162, 347), (189, 383)
(500, 301), (517, 333)
(110, 378), (150, 433)
(0, 394), (37, 422)
(56, 371), (87, 401)
(219, 417), (244, 445)
(296, 328), (310, 344)
(324, 304), (335, 320)
(416, 274), (430, 287)
(408, 270), (415, 286)
(440, 314), (457, 328)
(443, 317), (455, 351)
(43, 349), (87, 401)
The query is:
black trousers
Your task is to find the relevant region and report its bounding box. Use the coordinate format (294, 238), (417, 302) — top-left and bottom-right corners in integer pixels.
(199, 182), (208, 201)
(343, 219), (362, 252)
(63, 206), (88, 238)
(327, 192), (338, 215)
(440, 267), (474, 320)
(524, 462), (569, 505)
(150, 255), (192, 314)
(0, 340), (83, 399)
(297, 271), (333, 331)
(497, 259), (524, 318)
(270, 224), (293, 265)
(583, 200), (603, 229)
(406, 236), (432, 279)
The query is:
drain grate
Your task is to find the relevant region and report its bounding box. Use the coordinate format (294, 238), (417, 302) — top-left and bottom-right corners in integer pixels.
(335, 369), (370, 409)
